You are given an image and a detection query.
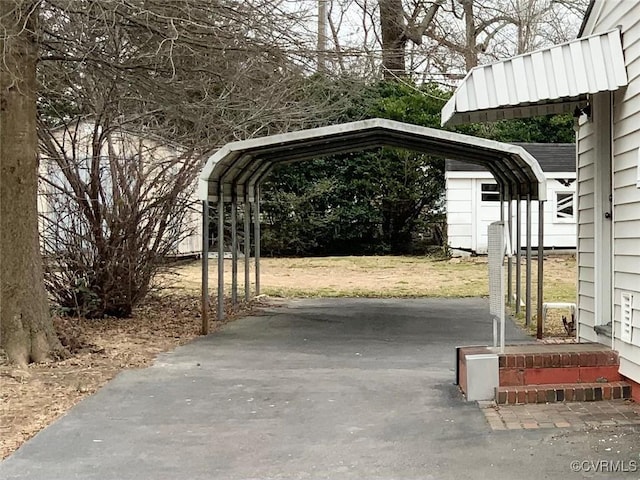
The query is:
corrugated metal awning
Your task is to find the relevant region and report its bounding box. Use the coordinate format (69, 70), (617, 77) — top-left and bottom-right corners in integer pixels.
(199, 118), (547, 202)
(441, 29), (628, 127)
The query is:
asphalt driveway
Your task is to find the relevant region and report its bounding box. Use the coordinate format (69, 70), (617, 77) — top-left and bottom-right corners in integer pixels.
(2, 298), (639, 479)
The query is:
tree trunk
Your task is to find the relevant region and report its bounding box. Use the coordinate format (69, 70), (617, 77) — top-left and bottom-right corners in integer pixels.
(0, 1), (64, 366)
(379, 0), (407, 79)
(462, 0), (478, 71)
(317, 0), (328, 73)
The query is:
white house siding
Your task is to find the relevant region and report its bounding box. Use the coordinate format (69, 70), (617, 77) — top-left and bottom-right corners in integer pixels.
(584, 0), (640, 381)
(446, 172), (576, 254)
(38, 122), (202, 257)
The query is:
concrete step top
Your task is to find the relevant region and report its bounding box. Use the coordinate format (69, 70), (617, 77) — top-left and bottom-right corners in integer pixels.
(493, 342), (613, 354)
(498, 349), (618, 368)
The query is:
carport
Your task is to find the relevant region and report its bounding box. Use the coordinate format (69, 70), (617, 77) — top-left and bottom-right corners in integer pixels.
(198, 118), (547, 337)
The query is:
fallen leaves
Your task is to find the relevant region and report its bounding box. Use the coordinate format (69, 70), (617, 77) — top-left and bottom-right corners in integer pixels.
(0, 292), (259, 460)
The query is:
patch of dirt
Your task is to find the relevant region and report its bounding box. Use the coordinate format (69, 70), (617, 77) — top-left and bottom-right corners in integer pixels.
(0, 293), (262, 460)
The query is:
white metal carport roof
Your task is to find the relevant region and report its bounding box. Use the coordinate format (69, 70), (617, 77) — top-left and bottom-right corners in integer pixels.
(441, 29), (628, 127)
(199, 118), (547, 201)
(199, 118), (549, 340)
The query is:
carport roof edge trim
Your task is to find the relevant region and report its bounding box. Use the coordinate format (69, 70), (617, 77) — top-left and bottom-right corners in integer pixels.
(198, 118), (547, 201)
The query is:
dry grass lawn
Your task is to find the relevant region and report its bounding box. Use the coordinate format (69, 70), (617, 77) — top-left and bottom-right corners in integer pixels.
(168, 253), (576, 300)
(166, 254), (577, 336)
(166, 255), (490, 297)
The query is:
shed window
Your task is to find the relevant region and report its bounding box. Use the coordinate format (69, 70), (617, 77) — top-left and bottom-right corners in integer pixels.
(555, 192), (574, 221)
(481, 183), (500, 202)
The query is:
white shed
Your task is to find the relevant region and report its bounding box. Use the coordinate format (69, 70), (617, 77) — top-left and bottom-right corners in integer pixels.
(38, 121), (202, 257)
(446, 143), (576, 254)
(442, 0), (640, 398)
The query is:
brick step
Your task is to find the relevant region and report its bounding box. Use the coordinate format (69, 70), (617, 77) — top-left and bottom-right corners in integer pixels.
(496, 382), (632, 405)
(500, 364), (622, 386)
(498, 350), (619, 369)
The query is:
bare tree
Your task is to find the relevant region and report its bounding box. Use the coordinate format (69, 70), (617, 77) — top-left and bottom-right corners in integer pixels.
(35, 0), (362, 318)
(322, 0), (587, 80)
(424, 0), (590, 74)
(39, 120), (200, 318)
(379, 0), (443, 78)
(37, 0), (336, 143)
(1, 0), (366, 365)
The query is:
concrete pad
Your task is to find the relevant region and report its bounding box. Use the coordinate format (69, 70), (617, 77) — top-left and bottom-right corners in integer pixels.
(2, 298), (640, 479)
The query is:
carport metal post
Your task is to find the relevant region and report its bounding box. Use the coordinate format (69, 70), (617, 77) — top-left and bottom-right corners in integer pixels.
(246, 163), (272, 299)
(201, 200), (209, 335)
(217, 185), (225, 321)
(244, 190), (251, 302)
(525, 193), (532, 327)
(254, 184), (261, 296)
(537, 200), (545, 339)
(506, 186), (513, 305)
(499, 187), (506, 309)
(231, 186), (238, 306)
(515, 195), (522, 315)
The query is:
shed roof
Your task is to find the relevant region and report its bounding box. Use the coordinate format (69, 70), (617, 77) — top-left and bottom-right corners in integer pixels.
(441, 29), (627, 126)
(446, 143), (575, 173)
(199, 118), (548, 202)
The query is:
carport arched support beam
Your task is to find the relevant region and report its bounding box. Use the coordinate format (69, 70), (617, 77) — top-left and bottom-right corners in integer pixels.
(199, 119), (548, 207)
